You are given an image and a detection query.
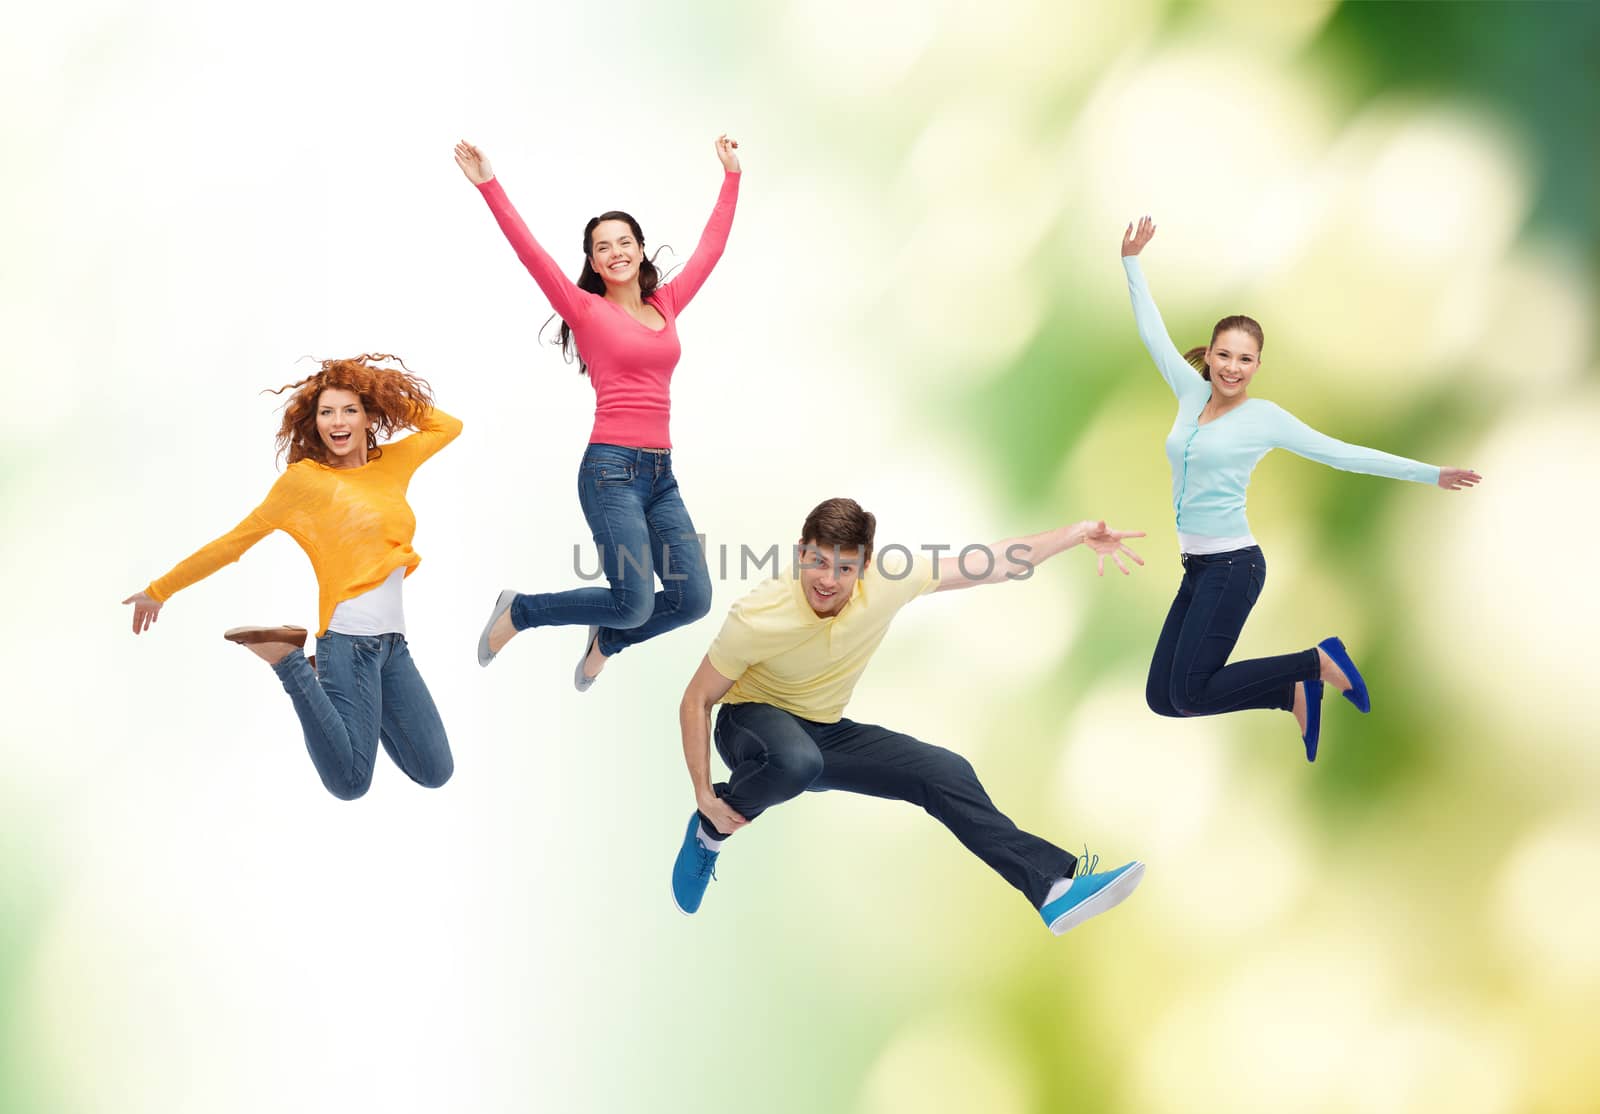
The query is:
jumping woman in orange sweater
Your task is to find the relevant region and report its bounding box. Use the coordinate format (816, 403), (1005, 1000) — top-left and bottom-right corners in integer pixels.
(122, 355), (463, 800)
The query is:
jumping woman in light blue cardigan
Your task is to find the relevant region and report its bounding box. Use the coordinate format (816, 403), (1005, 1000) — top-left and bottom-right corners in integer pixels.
(1120, 217), (1480, 761)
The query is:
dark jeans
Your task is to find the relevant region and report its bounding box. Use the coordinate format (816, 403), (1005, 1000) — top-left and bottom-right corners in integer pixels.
(703, 702), (1079, 908)
(1145, 546), (1319, 718)
(510, 443), (713, 658)
(271, 632), (453, 800)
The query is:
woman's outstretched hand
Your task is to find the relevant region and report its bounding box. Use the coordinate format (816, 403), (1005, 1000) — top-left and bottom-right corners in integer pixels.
(1437, 467), (1482, 491)
(715, 134), (740, 173)
(1081, 521), (1147, 576)
(1122, 215), (1156, 257)
(123, 590), (163, 634)
(454, 140), (494, 185)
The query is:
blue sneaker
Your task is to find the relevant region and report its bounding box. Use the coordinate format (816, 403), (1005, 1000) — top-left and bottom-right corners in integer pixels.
(1302, 677), (1324, 762)
(1039, 853), (1145, 935)
(1318, 636), (1370, 713)
(671, 813), (720, 915)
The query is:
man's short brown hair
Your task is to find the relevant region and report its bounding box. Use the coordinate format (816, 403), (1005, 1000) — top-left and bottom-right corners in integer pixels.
(800, 498), (876, 565)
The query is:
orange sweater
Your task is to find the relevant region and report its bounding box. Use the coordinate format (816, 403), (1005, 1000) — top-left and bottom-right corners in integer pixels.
(147, 408), (463, 636)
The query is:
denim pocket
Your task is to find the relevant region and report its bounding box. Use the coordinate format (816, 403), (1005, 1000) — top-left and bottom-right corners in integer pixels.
(1245, 562), (1265, 604)
(593, 462), (636, 486)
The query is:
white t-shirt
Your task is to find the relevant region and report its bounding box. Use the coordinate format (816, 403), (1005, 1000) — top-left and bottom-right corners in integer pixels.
(328, 566), (406, 636)
(1177, 531), (1259, 556)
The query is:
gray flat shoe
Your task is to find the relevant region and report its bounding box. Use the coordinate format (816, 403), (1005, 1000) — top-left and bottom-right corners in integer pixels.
(477, 589), (518, 667)
(574, 625), (600, 692)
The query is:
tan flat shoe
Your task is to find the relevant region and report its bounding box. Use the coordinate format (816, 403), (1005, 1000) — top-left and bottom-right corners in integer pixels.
(222, 625), (309, 648)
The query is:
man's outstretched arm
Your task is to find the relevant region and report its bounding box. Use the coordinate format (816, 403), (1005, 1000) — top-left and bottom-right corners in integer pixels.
(933, 520), (1146, 592)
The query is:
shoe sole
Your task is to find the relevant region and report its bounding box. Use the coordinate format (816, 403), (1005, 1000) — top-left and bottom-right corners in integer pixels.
(223, 626), (308, 647)
(1049, 862), (1146, 935)
(671, 879), (697, 917)
(477, 590), (518, 668)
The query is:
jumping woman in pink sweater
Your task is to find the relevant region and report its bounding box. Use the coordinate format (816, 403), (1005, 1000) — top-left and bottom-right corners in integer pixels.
(455, 136), (740, 691)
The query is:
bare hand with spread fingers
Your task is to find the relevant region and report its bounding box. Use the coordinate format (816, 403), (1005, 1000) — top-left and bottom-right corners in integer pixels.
(1122, 215), (1156, 256)
(1080, 520), (1147, 577)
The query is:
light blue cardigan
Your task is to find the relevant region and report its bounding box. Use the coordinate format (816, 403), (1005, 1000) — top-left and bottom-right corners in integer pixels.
(1122, 256), (1439, 539)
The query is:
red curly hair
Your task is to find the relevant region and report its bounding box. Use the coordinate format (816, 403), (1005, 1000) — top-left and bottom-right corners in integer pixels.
(270, 354), (434, 465)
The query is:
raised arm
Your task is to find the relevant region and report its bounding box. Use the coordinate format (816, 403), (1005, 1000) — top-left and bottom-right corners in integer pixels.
(123, 503), (279, 633)
(1121, 218), (1210, 406)
(379, 406), (464, 475)
(455, 140), (591, 324)
(1267, 404), (1450, 486)
(679, 655), (747, 834)
(653, 135), (742, 316)
(933, 520), (1146, 590)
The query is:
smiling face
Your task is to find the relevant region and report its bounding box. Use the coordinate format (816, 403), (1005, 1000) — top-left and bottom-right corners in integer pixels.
(1205, 327), (1262, 400)
(589, 218), (643, 290)
(797, 542), (867, 618)
(315, 387), (371, 466)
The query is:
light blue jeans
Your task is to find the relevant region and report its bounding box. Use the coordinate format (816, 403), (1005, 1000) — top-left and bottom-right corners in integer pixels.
(509, 443), (714, 657)
(271, 632), (453, 800)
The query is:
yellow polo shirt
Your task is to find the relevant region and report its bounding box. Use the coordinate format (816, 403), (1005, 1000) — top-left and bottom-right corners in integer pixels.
(706, 552), (938, 723)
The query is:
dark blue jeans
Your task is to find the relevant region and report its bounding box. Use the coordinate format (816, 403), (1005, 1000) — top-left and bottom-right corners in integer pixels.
(510, 444), (713, 657)
(704, 702), (1079, 908)
(271, 632), (453, 800)
(1145, 546), (1320, 718)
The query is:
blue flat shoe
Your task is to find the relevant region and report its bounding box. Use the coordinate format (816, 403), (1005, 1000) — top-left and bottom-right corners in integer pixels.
(1301, 678), (1324, 762)
(1318, 636), (1370, 713)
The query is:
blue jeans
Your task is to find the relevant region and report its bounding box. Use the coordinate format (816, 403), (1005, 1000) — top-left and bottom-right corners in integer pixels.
(509, 444), (713, 657)
(1146, 546), (1320, 718)
(271, 632), (453, 800)
(704, 702), (1079, 908)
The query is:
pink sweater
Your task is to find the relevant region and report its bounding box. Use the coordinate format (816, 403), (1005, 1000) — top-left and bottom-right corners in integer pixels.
(475, 170), (740, 449)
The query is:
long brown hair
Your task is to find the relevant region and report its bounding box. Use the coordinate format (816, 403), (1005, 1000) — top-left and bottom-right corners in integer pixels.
(269, 354), (434, 465)
(551, 210), (667, 375)
(1183, 315), (1264, 381)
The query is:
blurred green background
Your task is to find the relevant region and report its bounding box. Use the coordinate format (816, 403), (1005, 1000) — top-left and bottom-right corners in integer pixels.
(4, 1), (1595, 1112)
